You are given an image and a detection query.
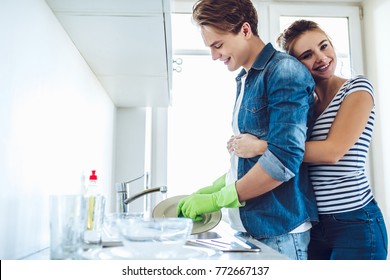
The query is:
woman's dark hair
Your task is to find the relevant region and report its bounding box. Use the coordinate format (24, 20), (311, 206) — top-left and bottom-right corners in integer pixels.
(192, 0), (259, 36)
(276, 20), (330, 55)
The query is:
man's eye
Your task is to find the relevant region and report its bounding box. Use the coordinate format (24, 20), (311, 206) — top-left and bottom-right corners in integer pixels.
(215, 44), (223, 49)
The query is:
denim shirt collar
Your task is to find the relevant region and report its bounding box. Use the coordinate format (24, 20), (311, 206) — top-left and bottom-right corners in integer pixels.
(236, 43), (276, 81)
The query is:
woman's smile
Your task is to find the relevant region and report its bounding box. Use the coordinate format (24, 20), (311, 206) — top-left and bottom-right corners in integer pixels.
(314, 60), (331, 72)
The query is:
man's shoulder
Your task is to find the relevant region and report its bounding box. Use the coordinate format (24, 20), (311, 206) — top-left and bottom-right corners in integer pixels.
(271, 50), (300, 65)
(267, 51), (307, 75)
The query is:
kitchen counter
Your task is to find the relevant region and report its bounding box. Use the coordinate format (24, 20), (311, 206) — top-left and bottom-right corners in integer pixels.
(23, 221), (288, 260)
(197, 221), (288, 260)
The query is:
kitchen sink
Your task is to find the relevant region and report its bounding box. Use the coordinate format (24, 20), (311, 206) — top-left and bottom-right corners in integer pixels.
(190, 231), (221, 239)
(187, 230), (261, 252)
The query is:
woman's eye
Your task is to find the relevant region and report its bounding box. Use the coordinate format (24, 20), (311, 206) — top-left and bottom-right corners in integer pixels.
(320, 43), (328, 50)
(300, 53), (312, 60)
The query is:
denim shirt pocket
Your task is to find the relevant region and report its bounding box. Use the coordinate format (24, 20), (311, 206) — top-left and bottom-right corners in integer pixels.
(240, 95), (269, 140)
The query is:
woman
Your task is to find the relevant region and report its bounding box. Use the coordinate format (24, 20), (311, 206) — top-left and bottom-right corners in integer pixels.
(228, 20), (388, 260)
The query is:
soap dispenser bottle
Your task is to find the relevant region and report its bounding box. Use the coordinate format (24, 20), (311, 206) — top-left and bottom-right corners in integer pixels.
(83, 170), (105, 250)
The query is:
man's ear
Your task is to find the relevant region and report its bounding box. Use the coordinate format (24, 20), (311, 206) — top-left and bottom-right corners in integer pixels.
(241, 22), (252, 38)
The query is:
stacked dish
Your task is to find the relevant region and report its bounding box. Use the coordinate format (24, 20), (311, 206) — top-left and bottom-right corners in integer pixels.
(152, 195), (222, 234)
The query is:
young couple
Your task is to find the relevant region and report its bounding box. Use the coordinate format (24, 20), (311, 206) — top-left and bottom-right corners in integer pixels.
(177, 0), (388, 260)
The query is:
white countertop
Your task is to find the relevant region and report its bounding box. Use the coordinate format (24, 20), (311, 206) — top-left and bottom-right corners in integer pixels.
(23, 221), (287, 260)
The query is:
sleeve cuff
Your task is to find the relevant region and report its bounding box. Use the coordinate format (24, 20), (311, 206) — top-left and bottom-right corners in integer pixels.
(257, 150), (295, 182)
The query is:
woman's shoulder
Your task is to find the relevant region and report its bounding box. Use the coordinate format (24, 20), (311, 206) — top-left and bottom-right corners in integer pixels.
(342, 75), (374, 97)
(346, 75), (373, 89)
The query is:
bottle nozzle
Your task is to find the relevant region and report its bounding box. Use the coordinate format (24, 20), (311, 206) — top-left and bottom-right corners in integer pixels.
(90, 170), (97, 180)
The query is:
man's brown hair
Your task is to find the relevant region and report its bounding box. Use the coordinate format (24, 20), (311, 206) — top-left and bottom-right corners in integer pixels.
(192, 0), (259, 36)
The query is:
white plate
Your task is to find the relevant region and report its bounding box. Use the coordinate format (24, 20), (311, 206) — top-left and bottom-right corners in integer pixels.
(152, 195), (222, 234)
(81, 245), (219, 260)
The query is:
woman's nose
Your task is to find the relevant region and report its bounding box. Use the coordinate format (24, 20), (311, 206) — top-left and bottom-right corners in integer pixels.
(315, 52), (327, 63)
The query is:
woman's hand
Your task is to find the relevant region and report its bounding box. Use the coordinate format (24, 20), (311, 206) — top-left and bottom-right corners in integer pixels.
(227, 134), (267, 158)
(227, 135), (236, 153)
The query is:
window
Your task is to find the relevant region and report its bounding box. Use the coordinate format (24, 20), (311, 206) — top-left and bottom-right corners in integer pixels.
(269, 4), (363, 76)
(167, 14), (238, 196)
(167, 4), (365, 197)
(279, 16), (351, 78)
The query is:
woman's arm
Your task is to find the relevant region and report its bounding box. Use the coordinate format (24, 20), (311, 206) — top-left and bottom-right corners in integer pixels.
(303, 90), (373, 163)
(230, 90), (373, 163)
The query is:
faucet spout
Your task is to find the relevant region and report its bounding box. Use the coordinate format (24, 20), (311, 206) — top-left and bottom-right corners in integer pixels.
(124, 186), (167, 205)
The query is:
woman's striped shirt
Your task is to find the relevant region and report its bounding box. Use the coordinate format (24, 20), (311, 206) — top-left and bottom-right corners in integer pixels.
(308, 75), (375, 214)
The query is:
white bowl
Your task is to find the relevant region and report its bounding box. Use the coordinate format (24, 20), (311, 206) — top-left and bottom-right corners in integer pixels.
(117, 217), (193, 259)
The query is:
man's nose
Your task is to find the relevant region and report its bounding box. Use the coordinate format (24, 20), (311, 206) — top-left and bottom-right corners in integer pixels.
(210, 48), (220, 60)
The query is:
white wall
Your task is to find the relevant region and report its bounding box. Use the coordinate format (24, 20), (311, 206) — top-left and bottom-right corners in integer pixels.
(362, 0), (390, 233)
(0, 0), (115, 259)
(114, 108), (147, 213)
(114, 107), (168, 215)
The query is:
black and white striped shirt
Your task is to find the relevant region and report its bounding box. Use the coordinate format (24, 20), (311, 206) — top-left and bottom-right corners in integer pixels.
(308, 75), (375, 214)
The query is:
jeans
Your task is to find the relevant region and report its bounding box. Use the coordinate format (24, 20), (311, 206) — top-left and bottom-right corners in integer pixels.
(255, 230), (310, 260)
(308, 199), (388, 260)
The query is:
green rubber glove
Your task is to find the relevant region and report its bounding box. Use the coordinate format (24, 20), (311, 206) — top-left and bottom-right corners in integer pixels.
(194, 173), (226, 194)
(177, 182), (243, 221)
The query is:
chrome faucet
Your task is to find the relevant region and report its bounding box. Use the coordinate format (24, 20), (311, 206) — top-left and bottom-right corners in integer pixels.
(115, 173), (168, 213)
(124, 185), (168, 205)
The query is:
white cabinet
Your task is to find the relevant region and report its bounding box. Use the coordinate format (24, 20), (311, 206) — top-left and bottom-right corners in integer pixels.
(44, 0), (166, 14)
(45, 0), (172, 107)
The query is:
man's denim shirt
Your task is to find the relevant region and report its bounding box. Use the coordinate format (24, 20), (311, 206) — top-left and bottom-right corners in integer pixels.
(236, 43), (318, 239)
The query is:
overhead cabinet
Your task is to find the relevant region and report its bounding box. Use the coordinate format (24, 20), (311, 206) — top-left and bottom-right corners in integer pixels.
(45, 0), (172, 107)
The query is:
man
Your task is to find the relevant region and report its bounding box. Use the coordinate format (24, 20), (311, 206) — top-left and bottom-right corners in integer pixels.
(177, 0), (318, 260)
